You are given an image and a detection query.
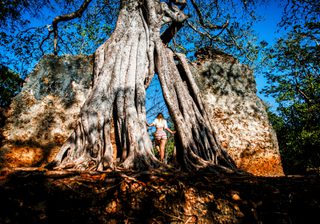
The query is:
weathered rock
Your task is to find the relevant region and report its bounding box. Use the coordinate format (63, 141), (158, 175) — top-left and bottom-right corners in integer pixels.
(0, 54), (93, 168)
(191, 48), (284, 176)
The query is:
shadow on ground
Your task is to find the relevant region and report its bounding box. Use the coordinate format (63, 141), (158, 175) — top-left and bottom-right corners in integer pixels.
(0, 168), (319, 224)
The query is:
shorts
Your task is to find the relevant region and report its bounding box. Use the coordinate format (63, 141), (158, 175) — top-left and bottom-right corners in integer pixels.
(155, 130), (167, 140)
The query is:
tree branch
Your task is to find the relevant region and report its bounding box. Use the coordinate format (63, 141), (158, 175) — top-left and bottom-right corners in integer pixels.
(51, 0), (92, 55)
(190, 0), (228, 30)
(161, 22), (184, 45)
(187, 21), (217, 41)
(40, 25), (53, 55)
(160, 1), (189, 45)
(225, 28), (256, 63)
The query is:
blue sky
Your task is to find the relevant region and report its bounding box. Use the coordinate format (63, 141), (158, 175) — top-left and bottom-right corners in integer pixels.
(253, 1), (284, 109)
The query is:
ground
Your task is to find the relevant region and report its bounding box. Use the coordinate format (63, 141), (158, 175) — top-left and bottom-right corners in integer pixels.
(0, 167), (319, 224)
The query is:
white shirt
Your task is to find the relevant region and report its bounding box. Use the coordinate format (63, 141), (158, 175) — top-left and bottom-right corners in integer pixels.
(152, 118), (168, 129)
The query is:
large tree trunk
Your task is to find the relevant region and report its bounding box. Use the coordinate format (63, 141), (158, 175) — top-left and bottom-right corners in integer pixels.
(52, 0), (236, 172)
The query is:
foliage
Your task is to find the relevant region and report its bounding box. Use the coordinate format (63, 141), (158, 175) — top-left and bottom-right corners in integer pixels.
(0, 0), (49, 27)
(279, 0), (319, 30)
(262, 0), (320, 174)
(0, 0), (264, 76)
(0, 65), (24, 108)
(268, 106), (320, 174)
(0, 0), (118, 75)
(171, 0), (262, 65)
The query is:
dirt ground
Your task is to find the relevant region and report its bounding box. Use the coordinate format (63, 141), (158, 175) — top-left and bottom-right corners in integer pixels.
(0, 167), (319, 224)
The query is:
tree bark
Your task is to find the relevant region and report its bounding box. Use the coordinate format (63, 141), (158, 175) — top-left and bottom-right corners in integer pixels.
(52, 0), (237, 172)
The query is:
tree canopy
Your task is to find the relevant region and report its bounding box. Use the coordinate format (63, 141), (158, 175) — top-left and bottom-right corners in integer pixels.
(0, 0), (261, 76)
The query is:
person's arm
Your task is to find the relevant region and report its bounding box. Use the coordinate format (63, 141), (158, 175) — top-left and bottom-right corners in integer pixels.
(164, 120), (175, 134)
(146, 121), (155, 127)
(165, 127), (176, 134)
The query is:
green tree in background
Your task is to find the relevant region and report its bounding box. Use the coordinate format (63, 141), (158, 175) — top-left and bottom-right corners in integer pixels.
(0, 65), (23, 135)
(262, 0), (320, 174)
(0, 65), (24, 108)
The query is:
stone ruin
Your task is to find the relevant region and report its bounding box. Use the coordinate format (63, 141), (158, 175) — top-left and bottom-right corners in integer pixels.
(0, 55), (93, 168)
(0, 50), (284, 176)
(192, 48), (283, 176)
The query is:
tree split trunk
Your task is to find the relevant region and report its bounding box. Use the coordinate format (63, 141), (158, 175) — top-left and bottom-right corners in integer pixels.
(52, 0), (237, 172)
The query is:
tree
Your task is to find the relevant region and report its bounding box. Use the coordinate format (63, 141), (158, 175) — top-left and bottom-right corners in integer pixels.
(262, 0), (320, 173)
(0, 65), (24, 108)
(46, 0), (242, 171)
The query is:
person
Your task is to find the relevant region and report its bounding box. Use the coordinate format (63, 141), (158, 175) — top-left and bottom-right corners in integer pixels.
(147, 113), (176, 162)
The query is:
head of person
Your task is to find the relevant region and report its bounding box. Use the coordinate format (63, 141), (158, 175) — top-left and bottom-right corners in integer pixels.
(156, 113), (164, 120)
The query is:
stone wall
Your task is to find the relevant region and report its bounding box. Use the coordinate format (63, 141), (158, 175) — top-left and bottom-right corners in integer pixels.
(0, 55), (93, 168)
(0, 52), (284, 176)
(191, 48), (284, 176)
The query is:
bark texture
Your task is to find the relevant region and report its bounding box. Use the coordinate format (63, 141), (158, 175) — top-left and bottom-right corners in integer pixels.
(52, 0), (236, 172)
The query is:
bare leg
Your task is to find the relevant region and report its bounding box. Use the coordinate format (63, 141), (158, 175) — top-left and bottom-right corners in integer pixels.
(160, 139), (167, 162)
(155, 139), (160, 153)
